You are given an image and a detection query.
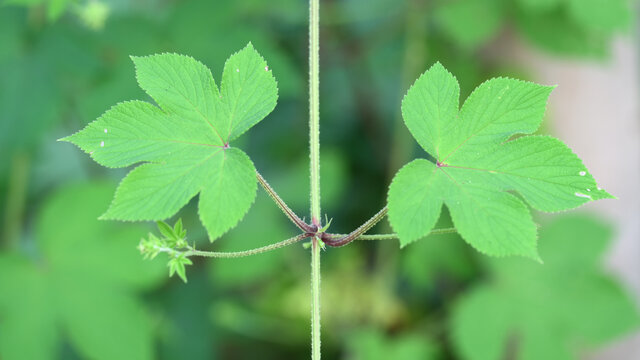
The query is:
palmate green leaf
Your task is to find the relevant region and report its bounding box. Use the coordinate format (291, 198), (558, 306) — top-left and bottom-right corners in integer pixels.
(450, 215), (640, 360)
(62, 43), (278, 241)
(388, 63), (612, 259)
(0, 183), (165, 360)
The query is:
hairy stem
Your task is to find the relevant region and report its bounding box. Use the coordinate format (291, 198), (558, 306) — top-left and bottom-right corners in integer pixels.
(180, 233), (312, 258)
(309, 0), (322, 358)
(322, 206), (388, 247)
(256, 170), (313, 232)
(311, 236), (321, 360)
(330, 228), (457, 241)
(309, 0), (321, 223)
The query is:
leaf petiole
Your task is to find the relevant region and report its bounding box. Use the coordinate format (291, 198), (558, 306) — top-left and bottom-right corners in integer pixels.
(256, 170), (314, 232)
(321, 206), (457, 247)
(321, 206), (389, 247)
(184, 233), (312, 258)
(328, 228), (458, 242)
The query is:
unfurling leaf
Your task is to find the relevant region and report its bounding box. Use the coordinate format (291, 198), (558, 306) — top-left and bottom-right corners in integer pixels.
(62, 43), (279, 241)
(168, 255), (193, 283)
(388, 62), (613, 260)
(157, 221), (177, 241)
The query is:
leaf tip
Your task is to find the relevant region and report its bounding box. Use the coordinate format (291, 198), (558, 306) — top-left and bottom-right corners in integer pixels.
(426, 61), (456, 80)
(398, 234), (418, 249)
(599, 188), (617, 200)
(519, 245), (543, 263)
(533, 254), (544, 265)
(98, 208), (118, 221)
(129, 55), (142, 65)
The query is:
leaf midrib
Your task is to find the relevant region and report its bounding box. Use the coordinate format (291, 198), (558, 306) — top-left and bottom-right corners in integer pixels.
(155, 61), (226, 145)
(441, 89), (540, 162)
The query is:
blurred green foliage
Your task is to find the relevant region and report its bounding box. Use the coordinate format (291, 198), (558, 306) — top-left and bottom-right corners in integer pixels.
(451, 216), (639, 360)
(347, 328), (439, 359)
(0, 183), (165, 359)
(434, 0), (632, 56)
(0, 0), (636, 359)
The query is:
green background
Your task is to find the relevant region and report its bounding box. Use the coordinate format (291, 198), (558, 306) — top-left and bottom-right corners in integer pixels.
(0, 0), (637, 359)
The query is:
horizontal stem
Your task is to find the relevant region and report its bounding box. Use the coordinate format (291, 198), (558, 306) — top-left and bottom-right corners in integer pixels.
(256, 170), (314, 232)
(183, 233), (312, 258)
(322, 206), (388, 247)
(330, 228), (457, 241)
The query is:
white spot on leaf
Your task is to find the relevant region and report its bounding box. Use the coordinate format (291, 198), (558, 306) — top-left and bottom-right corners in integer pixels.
(236, 68), (239, 72)
(575, 192), (592, 200)
(265, 66), (269, 71)
(579, 171), (586, 176)
(100, 141), (105, 147)
(104, 129), (108, 133)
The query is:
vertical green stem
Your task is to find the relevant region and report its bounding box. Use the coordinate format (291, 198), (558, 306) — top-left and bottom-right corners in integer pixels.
(309, 0), (321, 223)
(309, 0), (322, 359)
(311, 236), (321, 360)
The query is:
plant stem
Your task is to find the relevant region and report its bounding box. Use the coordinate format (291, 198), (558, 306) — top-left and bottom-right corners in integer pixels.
(322, 206), (388, 247)
(256, 170), (313, 232)
(311, 236), (321, 360)
(178, 233), (312, 258)
(330, 228), (457, 241)
(309, 0), (322, 358)
(309, 0), (321, 223)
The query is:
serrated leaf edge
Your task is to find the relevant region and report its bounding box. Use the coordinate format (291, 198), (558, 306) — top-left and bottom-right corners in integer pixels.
(222, 42), (280, 142)
(196, 151), (258, 242)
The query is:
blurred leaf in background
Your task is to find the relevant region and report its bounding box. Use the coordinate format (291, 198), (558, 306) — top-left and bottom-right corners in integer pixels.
(434, 0), (506, 50)
(271, 148), (349, 216)
(0, 183), (166, 360)
(451, 215), (640, 360)
(346, 328), (439, 360)
(0, 8), (61, 175)
(432, 0), (632, 57)
(0, 0), (637, 358)
(209, 190), (295, 287)
(2, 0), (72, 20)
(159, 271), (218, 360)
(401, 209), (476, 294)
